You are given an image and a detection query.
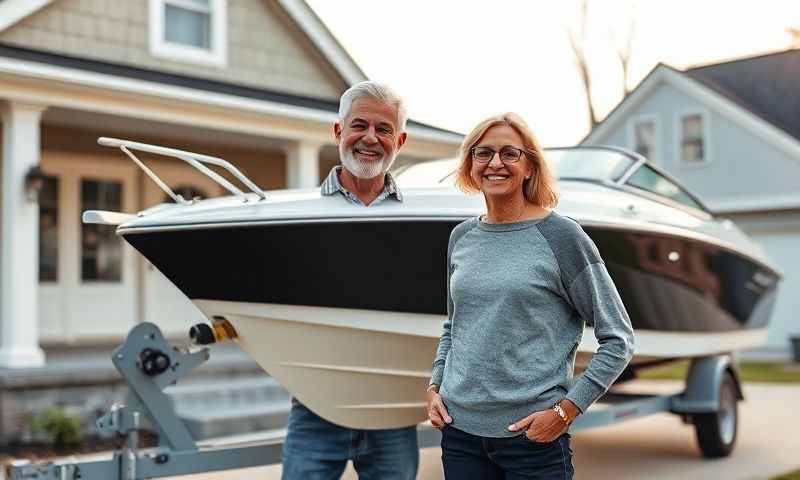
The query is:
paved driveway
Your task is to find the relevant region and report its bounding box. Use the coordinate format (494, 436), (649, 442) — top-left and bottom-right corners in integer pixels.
(174, 381), (800, 480)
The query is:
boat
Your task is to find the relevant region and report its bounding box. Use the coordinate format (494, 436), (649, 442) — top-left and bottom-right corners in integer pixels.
(84, 138), (781, 430)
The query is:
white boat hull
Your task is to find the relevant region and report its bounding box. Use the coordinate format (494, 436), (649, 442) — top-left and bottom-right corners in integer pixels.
(194, 299), (769, 429)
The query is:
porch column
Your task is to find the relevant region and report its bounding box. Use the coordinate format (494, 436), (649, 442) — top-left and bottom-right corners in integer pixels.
(284, 140), (322, 188)
(0, 101), (47, 368)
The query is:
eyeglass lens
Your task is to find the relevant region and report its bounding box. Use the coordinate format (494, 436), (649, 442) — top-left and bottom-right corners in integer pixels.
(472, 146), (523, 163)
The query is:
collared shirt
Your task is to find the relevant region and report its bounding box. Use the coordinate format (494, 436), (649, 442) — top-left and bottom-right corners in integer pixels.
(320, 166), (404, 206)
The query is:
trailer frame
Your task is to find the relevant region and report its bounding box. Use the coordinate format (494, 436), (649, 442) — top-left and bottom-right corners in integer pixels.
(7, 323), (743, 479)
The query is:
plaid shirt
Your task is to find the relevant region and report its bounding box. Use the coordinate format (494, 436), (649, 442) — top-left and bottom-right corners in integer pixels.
(320, 166), (403, 206)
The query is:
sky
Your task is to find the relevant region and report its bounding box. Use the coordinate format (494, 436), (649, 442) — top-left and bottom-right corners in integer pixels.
(307, 0), (800, 147)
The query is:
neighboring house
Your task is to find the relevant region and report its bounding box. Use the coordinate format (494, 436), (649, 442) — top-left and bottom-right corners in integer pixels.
(581, 48), (800, 356)
(0, 0), (462, 370)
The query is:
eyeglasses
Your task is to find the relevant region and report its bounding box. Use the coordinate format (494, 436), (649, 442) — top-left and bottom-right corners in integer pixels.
(471, 146), (528, 164)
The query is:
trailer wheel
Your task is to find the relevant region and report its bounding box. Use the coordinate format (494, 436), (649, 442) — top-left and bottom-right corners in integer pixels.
(693, 370), (738, 458)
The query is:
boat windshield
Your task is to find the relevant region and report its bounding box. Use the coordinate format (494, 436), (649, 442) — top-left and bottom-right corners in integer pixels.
(395, 148), (636, 187)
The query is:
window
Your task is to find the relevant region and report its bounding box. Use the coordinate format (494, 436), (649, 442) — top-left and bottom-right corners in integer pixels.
(625, 165), (704, 211)
(679, 113), (707, 164)
(81, 179), (123, 282)
(165, 0), (211, 48)
(632, 119), (656, 161)
(39, 175), (59, 282)
(149, 0), (227, 67)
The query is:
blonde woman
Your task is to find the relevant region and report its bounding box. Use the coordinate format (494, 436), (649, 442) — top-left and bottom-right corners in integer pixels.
(427, 113), (634, 479)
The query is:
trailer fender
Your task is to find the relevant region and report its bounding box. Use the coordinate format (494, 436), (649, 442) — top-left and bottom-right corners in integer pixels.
(671, 356), (743, 414)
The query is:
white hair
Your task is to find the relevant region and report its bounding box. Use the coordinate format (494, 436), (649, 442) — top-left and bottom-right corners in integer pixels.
(338, 81), (408, 131)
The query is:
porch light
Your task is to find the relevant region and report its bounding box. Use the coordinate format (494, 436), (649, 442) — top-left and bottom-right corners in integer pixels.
(24, 165), (46, 203)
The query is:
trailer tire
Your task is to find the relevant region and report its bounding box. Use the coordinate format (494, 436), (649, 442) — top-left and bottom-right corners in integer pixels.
(693, 370), (738, 458)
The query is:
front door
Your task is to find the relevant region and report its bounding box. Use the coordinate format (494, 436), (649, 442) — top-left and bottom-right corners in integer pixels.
(39, 153), (138, 342)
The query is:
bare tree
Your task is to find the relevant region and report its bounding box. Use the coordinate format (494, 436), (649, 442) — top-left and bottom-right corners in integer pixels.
(613, 4), (637, 97)
(568, 0), (598, 128)
(568, 0), (637, 129)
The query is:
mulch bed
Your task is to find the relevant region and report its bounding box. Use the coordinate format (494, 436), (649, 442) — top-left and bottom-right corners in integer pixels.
(1, 431), (158, 464)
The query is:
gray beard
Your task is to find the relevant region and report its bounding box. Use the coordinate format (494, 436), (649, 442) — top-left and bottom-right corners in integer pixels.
(340, 145), (396, 180)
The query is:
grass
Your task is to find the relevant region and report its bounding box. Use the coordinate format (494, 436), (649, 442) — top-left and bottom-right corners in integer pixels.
(772, 469), (800, 480)
(637, 360), (800, 383)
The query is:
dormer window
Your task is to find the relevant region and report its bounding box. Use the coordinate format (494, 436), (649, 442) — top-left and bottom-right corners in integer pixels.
(149, 0), (227, 67)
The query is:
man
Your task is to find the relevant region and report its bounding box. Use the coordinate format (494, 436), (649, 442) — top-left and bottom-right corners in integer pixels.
(281, 81), (417, 480)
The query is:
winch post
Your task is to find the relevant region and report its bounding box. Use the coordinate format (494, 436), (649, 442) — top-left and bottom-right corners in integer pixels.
(109, 322), (208, 452)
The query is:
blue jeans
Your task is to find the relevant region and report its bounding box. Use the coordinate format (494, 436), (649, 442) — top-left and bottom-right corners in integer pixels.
(281, 399), (419, 480)
(441, 425), (573, 479)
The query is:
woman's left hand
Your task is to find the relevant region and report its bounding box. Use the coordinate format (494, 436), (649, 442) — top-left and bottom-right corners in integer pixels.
(507, 409), (568, 443)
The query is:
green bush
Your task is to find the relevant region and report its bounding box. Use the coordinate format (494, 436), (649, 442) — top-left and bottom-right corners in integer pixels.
(28, 407), (83, 449)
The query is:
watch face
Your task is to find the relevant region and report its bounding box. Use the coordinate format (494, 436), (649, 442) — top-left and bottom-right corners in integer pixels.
(554, 405), (567, 422)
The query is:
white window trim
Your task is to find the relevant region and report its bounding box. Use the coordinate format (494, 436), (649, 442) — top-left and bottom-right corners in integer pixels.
(674, 108), (713, 168)
(149, 0), (227, 68)
(626, 113), (661, 165)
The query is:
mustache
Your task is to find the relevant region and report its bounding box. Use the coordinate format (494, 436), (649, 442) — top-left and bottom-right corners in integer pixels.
(339, 142), (396, 180)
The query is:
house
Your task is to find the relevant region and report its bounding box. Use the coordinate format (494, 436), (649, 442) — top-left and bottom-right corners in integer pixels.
(581, 49), (800, 356)
(0, 0), (462, 370)
(0, 0), (463, 443)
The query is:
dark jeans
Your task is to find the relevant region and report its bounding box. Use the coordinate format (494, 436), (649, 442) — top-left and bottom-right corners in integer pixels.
(441, 425), (574, 480)
(281, 399), (419, 480)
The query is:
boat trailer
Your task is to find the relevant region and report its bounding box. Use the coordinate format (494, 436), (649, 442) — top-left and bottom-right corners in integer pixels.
(6, 323), (743, 479)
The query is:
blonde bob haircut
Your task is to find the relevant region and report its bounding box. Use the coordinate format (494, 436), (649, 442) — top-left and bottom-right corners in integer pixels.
(455, 112), (558, 208)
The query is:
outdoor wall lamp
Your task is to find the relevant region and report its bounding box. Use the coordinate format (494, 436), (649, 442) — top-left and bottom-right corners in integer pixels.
(24, 165), (46, 203)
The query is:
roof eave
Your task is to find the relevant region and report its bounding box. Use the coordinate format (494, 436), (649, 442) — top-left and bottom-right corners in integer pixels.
(0, 53), (461, 149)
(579, 63), (673, 145)
(580, 63), (800, 163)
(275, 0), (367, 86)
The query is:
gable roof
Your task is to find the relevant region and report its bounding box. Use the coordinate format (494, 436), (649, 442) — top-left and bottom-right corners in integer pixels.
(0, 0), (367, 87)
(685, 49), (800, 142)
(580, 50), (800, 161)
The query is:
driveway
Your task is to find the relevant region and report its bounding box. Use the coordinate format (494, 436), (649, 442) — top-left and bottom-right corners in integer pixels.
(173, 381), (800, 480)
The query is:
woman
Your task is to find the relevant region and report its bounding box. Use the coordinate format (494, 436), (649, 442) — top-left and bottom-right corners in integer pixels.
(427, 113), (634, 479)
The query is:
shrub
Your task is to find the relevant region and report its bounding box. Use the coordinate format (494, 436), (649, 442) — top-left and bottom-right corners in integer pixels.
(28, 407), (83, 449)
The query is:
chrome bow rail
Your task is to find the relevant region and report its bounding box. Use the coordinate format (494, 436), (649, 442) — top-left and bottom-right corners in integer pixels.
(98, 137), (267, 204)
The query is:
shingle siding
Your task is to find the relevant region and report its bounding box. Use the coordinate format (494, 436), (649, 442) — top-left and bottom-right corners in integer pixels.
(0, 0), (346, 100)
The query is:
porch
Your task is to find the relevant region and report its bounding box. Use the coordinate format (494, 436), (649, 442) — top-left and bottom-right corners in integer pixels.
(0, 62), (456, 368)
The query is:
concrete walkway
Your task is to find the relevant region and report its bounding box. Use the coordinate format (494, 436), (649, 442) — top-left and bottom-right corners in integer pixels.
(175, 381), (800, 480)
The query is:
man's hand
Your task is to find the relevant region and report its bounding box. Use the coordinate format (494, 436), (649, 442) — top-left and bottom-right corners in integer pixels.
(507, 400), (579, 443)
(426, 387), (452, 429)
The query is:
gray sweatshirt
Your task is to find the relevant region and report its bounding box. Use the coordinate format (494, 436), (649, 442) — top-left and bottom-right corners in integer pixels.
(430, 213), (634, 438)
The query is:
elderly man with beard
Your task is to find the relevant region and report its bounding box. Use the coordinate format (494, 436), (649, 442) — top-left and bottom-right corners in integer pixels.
(281, 81), (417, 480)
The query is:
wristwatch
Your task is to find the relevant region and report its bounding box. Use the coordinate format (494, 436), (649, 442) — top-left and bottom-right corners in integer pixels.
(552, 403), (569, 424)
(426, 384), (439, 393)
